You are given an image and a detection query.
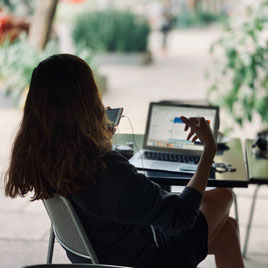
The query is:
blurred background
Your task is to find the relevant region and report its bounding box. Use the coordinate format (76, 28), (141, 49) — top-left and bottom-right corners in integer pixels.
(1, 0), (267, 137)
(1, 0), (268, 267)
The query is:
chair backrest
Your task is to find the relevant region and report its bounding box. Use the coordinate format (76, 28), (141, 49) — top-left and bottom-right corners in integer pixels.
(43, 196), (99, 263)
(23, 265), (132, 268)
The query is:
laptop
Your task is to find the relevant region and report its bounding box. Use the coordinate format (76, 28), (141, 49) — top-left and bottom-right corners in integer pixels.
(129, 102), (219, 173)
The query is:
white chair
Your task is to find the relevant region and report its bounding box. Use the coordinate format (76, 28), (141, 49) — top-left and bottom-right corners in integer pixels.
(23, 264), (132, 268)
(42, 196), (99, 264)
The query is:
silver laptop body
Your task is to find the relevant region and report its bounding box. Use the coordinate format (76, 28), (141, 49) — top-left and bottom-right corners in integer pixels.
(129, 102), (219, 173)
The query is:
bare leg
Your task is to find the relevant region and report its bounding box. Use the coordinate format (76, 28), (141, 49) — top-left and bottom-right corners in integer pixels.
(209, 217), (244, 268)
(200, 188), (233, 244)
(200, 188), (244, 268)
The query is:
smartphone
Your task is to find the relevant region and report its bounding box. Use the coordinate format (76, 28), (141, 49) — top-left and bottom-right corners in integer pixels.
(106, 108), (124, 126)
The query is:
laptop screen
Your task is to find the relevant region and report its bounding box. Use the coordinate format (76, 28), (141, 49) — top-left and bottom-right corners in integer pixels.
(144, 103), (219, 152)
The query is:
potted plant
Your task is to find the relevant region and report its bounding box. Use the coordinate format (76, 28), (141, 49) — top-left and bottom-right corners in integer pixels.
(208, 1), (268, 131)
(72, 9), (151, 65)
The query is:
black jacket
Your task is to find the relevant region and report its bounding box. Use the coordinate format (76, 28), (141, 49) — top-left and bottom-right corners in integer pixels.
(69, 151), (202, 268)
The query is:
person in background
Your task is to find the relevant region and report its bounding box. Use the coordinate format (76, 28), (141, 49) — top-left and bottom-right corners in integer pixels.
(160, 0), (174, 50)
(5, 54), (244, 268)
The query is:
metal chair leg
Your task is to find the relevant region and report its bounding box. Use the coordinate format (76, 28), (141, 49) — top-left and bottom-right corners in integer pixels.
(233, 190), (240, 240)
(47, 224), (55, 264)
(233, 192), (239, 224)
(242, 184), (261, 258)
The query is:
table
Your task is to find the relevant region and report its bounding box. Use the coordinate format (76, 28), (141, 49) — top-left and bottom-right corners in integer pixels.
(112, 134), (248, 188)
(243, 139), (268, 257)
(113, 133), (248, 238)
(245, 139), (268, 184)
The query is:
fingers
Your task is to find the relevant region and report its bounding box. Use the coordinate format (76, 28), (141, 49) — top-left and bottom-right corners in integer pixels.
(187, 131), (199, 143)
(187, 129), (195, 141)
(181, 116), (201, 127)
(181, 116), (207, 127)
(181, 116), (196, 140)
(180, 116), (214, 146)
(180, 116), (190, 124)
(184, 124), (189, 131)
(180, 116), (196, 130)
(189, 117), (200, 125)
(192, 135), (198, 142)
(106, 125), (116, 138)
(181, 116), (204, 142)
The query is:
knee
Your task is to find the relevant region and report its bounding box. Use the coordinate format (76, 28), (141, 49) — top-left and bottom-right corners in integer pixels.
(226, 217), (239, 235)
(208, 188), (234, 214)
(216, 188), (234, 207)
(228, 217), (238, 228)
(223, 188), (234, 203)
(202, 188), (234, 215)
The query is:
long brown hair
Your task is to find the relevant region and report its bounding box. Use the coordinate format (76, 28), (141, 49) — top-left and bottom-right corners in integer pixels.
(5, 54), (112, 200)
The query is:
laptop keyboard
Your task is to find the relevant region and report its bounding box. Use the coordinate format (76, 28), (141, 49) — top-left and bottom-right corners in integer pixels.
(143, 151), (200, 164)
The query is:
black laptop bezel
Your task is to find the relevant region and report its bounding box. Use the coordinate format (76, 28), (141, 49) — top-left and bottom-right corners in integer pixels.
(143, 102), (220, 155)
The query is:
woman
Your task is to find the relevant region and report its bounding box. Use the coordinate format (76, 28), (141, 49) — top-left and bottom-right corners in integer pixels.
(5, 54), (244, 268)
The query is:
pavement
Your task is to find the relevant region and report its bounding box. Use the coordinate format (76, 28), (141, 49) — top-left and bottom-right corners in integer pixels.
(1, 28), (268, 268)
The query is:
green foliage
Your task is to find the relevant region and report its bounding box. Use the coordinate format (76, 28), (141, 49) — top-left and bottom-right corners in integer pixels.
(72, 9), (150, 52)
(176, 7), (224, 29)
(208, 1), (268, 128)
(0, 0), (34, 14)
(0, 35), (93, 105)
(0, 35), (59, 104)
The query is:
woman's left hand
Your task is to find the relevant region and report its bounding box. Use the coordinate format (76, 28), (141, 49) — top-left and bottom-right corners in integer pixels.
(105, 106), (116, 138)
(106, 125), (116, 138)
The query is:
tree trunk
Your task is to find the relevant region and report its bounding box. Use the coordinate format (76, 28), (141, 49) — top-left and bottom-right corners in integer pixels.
(193, 0), (202, 13)
(28, 0), (59, 50)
